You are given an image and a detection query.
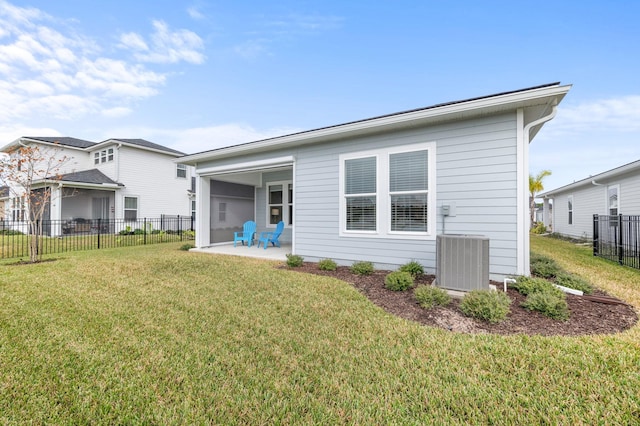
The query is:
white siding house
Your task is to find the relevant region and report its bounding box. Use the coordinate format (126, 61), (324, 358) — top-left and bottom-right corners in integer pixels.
(0, 137), (194, 234)
(181, 83), (571, 280)
(540, 159), (640, 239)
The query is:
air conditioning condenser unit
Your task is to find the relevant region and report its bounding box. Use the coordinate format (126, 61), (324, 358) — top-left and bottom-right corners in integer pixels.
(436, 234), (489, 292)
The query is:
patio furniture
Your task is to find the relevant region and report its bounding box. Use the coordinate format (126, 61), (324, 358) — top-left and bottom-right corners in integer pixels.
(257, 221), (284, 249)
(234, 221), (257, 247)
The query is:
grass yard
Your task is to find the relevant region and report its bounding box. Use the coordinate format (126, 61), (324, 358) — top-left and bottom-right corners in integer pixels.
(0, 237), (639, 424)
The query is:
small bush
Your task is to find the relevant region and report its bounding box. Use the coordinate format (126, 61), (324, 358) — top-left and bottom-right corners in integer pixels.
(530, 253), (562, 279)
(133, 228), (145, 235)
(511, 276), (563, 298)
(384, 271), (414, 291)
(522, 291), (570, 321)
(460, 290), (511, 323)
(399, 260), (424, 278)
(531, 222), (547, 234)
(414, 285), (451, 309)
(351, 261), (374, 276)
(318, 258), (337, 271)
(0, 230), (24, 235)
(555, 273), (594, 295)
(286, 254), (304, 267)
(179, 243), (195, 251)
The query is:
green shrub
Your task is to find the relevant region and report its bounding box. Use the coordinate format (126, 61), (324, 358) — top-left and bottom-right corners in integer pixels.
(522, 291), (570, 321)
(351, 261), (374, 276)
(511, 276), (563, 298)
(530, 252), (562, 278)
(398, 260), (424, 278)
(531, 222), (547, 234)
(179, 243), (195, 251)
(555, 273), (594, 295)
(286, 254), (304, 267)
(133, 228), (145, 235)
(414, 285), (451, 309)
(0, 229), (24, 235)
(318, 258), (337, 271)
(384, 271), (414, 291)
(460, 290), (511, 323)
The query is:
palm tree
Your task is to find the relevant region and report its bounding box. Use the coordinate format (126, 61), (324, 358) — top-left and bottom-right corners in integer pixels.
(529, 170), (551, 227)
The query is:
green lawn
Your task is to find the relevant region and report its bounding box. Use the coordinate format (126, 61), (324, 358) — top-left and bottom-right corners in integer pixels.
(0, 238), (639, 424)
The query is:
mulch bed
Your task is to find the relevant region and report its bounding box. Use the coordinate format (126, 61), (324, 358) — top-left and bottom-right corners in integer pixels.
(287, 263), (638, 336)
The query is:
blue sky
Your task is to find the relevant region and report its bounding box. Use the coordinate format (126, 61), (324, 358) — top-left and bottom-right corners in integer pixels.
(1, 0), (638, 192)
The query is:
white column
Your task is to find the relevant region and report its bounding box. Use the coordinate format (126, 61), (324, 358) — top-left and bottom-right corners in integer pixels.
(543, 198), (551, 231)
(50, 185), (63, 236)
(195, 176), (210, 248)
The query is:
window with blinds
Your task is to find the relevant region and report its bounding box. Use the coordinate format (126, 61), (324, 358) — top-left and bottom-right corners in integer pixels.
(389, 150), (428, 232)
(340, 142), (434, 238)
(345, 156), (377, 231)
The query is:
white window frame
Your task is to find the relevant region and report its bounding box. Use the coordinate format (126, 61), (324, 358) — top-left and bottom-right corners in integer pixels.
(567, 195), (573, 225)
(176, 164), (187, 179)
(124, 196), (138, 221)
(94, 148), (114, 165)
(339, 142), (436, 240)
(265, 180), (292, 228)
(607, 184), (620, 216)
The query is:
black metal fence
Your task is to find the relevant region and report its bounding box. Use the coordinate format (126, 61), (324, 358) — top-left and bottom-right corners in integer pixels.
(0, 215), (194, 260)
(593, 214), (640, 269)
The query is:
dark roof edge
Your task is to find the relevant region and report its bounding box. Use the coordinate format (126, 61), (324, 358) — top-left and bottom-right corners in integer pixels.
(182, 82), (562, 159)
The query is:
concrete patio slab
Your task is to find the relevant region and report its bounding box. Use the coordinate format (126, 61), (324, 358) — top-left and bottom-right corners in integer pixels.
(190, 243), (291, 261)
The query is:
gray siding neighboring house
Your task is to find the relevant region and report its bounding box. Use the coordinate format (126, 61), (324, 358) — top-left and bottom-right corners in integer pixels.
(181, 83), (571, 280)
(540, 159), (640, 239)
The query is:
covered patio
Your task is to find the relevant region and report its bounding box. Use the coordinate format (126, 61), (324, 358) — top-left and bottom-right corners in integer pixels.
(190, 243), (291, 261)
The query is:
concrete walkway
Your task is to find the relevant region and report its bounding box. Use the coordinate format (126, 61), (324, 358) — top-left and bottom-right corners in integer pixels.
(190, 243), (291, 261)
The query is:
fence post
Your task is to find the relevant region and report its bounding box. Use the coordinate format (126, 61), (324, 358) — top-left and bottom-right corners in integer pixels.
(178, 215), (182, 241)
(593, 214), (599, 257)
(97, 218), (101, 249)
(144, 218), (147, 245)
(618, 214), (624, 265)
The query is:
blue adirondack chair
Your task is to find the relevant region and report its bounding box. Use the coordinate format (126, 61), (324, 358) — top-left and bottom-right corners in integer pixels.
(257, 221), (284, 249)
(233, 220), (257, 247)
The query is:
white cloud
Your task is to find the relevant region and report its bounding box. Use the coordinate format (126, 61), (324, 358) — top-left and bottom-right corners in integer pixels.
(122, 20), (205, 64)
(267, 13), (344, 33)
(531, 95), (640, 191)
(234, 39), (271, 59)
(551, 96), (640, 133)
(187, 6), (205, 21)
(0, 124), (63, 146)
(102, 106), (132, 118)
(98, 123), (300, 155)
(0, 1), (203, 125)
(119, 32), (149, 52)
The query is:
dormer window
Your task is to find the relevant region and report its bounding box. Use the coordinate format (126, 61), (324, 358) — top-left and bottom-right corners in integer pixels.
(94, 148), (114, 165)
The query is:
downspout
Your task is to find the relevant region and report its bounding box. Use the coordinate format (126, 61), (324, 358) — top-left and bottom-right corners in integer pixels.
(115, 143), (122, 182)
(519, 103), (558, 276)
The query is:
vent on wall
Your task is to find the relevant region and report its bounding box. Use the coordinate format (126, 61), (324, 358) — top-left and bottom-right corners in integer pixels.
(436, 234), (490, 292)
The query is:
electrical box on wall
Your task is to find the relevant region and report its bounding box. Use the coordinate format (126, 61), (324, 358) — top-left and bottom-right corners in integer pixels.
(441, 202), (456, 217)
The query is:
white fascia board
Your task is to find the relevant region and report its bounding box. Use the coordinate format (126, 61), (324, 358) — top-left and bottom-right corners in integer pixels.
(0, 137), (87, 153)
(196, 155), (295, 176)
(540, 159), (640, 198)
(37, 179), (121, 190)
(95, 140), (182, 157)
(180, 84), (571, 165)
